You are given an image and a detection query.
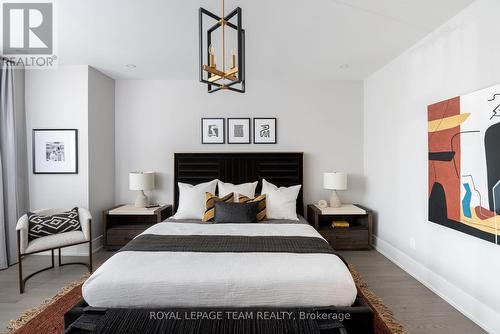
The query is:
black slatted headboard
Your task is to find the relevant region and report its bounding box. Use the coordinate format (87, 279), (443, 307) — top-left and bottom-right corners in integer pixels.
(174, 152), (304, 216)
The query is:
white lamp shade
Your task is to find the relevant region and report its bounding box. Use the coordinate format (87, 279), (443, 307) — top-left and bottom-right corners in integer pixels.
(129, 172), (155, 191)
(323, 172), (347, 190)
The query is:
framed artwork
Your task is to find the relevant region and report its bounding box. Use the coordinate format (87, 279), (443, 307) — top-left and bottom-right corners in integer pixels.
(32, 129), (78, 174)
(253, 118), (277, 144)
(201, 118), (225, 144)
(428, 83), (500, 245)
(228, 118), (251, 144)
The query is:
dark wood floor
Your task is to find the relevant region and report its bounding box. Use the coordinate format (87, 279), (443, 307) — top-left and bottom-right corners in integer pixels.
(0, 250), (486, 333)
(338, 251), (486, 334)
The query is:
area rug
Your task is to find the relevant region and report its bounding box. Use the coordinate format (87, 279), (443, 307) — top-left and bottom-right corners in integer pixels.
(4, 274), (89, 334)
(350, 267), (407, 334)
(5, 269), (406, 334)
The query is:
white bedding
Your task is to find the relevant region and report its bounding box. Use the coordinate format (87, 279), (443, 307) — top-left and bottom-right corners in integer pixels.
(83, 222), (357, 308)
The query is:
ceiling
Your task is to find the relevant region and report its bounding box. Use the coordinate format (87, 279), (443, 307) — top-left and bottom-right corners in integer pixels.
(57, 0), (475, 80)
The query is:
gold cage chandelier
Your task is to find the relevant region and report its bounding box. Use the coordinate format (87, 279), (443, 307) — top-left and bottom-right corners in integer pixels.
(199, 0), (245, 93)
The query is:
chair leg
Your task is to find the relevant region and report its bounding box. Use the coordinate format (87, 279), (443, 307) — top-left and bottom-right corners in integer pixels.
(89, 240), (93, 273)
(17, 231), (24, 294)
(89, 219), (92, 273)
(18, 254), (24, 294)
(18, 242), (91, 293)
(57, 242), (92, 272)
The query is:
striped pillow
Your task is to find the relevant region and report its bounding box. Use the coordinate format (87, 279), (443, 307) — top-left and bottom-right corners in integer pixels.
(239, 194), (267, 221)
(203, 192), (234, 222)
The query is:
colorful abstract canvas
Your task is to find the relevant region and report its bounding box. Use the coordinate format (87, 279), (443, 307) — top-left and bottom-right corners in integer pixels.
(428, 84), (500, 245)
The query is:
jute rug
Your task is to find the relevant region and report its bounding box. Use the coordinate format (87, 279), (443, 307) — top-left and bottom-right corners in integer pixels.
(5, 268), (406, 334)
(350, 267), (407, 334)
(4, 274), (90, 334)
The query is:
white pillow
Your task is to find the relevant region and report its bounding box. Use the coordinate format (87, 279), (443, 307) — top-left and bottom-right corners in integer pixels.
(218, 180), (258, 201)
(261, 179), (301, 220)
(173, 179), (218, 219)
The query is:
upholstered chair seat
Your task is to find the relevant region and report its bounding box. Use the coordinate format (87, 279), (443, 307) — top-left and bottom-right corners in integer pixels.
(15, 207), (92, 293)
(16, 208), (91, 255)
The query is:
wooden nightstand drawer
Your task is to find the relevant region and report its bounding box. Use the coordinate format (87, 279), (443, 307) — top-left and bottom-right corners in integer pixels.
(322, 229), (369, 250)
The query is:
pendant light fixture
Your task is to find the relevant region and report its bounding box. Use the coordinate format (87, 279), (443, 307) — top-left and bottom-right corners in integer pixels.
(199, 0), (245, 93)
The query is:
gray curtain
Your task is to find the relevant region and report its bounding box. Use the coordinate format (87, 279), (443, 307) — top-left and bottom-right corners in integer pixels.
(0, 58), (29, 269)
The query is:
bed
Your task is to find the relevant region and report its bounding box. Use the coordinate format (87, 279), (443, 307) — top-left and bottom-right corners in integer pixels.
(66, 153), (373, 334)
(83, 218), (357, 308)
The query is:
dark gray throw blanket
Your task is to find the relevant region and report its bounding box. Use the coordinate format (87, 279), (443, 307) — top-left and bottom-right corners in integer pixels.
(119, 234), (336, 255)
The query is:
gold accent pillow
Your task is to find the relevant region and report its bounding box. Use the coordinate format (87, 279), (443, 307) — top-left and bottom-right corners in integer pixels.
(203, 192), (234, 222)
(239, 194), (266, 221)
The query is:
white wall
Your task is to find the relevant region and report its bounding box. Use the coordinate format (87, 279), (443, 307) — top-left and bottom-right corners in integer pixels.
(115, 80), (364, 207)
(25, 65), (115, 254)
(88, 67), (115, 240)
(26, 66), (89, 210)
(363, 0), (500, 332)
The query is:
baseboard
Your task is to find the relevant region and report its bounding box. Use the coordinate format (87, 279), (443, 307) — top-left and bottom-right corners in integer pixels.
(373, 236), (499, 334)
(33, 235), (103, 256)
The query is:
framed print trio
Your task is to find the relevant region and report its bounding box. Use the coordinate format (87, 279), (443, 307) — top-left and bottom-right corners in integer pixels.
(201, 118), (277, 144)
(32, 129), (78, 174)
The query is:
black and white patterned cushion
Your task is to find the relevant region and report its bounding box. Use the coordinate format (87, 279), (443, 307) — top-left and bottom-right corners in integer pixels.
(28, 207), (82, 241)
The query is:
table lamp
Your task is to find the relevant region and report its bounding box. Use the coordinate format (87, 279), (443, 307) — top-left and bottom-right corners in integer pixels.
(323, 172), (347, 208)
(129, 171), (155, 207)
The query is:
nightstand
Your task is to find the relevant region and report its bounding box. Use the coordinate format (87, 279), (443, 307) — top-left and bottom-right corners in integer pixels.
(103, 204), (172, 250)
(307, 204), (373, 250)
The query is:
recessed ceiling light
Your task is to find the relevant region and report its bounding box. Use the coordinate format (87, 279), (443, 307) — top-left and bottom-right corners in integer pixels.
(125, 64), (136, 69)
(339, 64), (350, 70)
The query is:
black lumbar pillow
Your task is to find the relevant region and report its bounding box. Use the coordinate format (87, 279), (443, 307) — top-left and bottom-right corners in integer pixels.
(28, 207), (82, 241)
(214, 202), (258, 223)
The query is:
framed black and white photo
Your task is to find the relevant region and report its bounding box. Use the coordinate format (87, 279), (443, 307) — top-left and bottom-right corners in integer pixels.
(227, 118), (251, 144)
(253, 118), (277, 144)
(32, 129), (78, 174)
(201, 118), (225, 144)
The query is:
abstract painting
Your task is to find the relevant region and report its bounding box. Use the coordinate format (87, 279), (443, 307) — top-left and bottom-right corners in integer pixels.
(428, 84), (500, 245)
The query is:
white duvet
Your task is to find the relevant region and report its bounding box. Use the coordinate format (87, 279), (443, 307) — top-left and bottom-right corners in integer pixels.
(83, 222), (357, 308)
